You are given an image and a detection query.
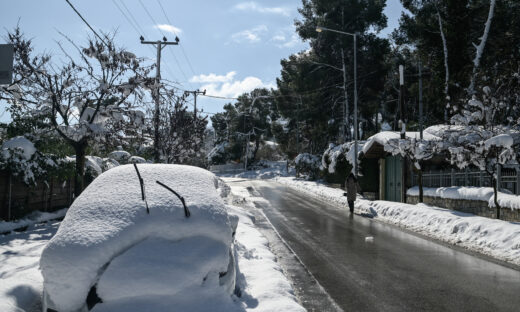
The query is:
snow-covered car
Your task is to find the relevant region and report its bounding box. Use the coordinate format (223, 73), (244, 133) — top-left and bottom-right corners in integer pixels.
(40, 164), (238, 312)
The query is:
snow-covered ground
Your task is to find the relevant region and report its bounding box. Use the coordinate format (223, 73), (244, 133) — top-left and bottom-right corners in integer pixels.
(0, 166), (305, 312)
(274, 177), (520, 267)
(0, 220), (60, 312)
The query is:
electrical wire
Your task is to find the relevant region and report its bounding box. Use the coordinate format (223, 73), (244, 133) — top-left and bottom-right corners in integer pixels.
(156, 0), (197, 76)
(137, 0), (191, 86)
(64, 0), (108, 47)
(111, 0), (179, 81)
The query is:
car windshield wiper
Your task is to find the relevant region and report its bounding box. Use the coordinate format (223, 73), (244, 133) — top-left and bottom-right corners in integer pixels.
(156, 180), (191, 218)
(133, 164), (150, 214)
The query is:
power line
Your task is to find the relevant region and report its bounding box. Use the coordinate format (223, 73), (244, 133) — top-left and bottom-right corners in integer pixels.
(156, 0), (197, 76)
(115, 0), (179, 82)
(64, 0), (108, 47)
(111, 0), (142, 37)
(137, 0), (190, 85)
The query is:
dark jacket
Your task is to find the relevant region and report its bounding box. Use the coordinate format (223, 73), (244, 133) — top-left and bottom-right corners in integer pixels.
(346, 175), (361, 202)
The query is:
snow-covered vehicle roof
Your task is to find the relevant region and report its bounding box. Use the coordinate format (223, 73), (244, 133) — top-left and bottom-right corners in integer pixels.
(40, 164), (237, 312)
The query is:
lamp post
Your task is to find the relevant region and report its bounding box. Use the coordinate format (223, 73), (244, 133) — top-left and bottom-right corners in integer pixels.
(316, 26), (359, 177)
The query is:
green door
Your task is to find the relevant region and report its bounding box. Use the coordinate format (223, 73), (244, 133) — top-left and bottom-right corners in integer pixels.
(385, 155), (402, 202)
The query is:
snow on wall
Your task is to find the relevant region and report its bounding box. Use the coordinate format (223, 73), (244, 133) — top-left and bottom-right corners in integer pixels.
(407, 186), (520, 210)
(40, 164), (235, 311)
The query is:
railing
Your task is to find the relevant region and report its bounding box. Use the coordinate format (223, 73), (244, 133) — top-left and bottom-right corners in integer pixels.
(412, 165), (520, 195)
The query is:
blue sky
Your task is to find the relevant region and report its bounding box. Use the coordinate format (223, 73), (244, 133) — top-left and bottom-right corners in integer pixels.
(0, 0), (404, 121)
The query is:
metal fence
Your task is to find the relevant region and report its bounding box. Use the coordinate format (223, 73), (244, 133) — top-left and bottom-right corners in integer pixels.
(411, 165), (520, 195)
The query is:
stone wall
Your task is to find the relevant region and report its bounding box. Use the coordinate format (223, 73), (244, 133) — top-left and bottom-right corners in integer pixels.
(407, 195), (520, 222)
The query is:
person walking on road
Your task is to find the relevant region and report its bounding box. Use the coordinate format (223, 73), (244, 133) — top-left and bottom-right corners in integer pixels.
(344, 173), (362, 214)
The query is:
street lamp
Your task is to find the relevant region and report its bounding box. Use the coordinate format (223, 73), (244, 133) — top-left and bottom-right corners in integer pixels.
(316, 26), (359, 177)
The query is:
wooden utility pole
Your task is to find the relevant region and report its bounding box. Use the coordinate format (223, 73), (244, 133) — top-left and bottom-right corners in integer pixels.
(184, 89), (206, 120)
(141, 36), (179, 163)
(399, 65), (407, 203)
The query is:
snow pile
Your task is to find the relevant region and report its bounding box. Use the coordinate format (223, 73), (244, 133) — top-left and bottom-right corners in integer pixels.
(40, 164), (236, 312)
(408, 186), (520, 210)
(0, 208), (67, 234)
(275, 177), (520, 266)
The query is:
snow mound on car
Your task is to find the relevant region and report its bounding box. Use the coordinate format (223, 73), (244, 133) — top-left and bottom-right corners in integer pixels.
(40, 164), (234, 312)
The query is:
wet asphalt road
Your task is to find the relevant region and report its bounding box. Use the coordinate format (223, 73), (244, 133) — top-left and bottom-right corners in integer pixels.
(246, 180), (520, 312)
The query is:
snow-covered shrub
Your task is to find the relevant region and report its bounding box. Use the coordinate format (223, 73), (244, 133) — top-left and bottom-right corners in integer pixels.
(0, 136), (64, 185)
(108, 147), (131, 164)
(207, 142), (229, 165)
(255, 141), (284, 161)
(294, 153), (321, 180)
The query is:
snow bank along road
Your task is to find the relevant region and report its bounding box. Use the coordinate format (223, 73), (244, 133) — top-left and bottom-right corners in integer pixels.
(229, 179), (520, 312)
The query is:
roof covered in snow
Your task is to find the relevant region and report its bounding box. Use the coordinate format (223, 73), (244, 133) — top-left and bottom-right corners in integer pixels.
(361, 130), (440, 158)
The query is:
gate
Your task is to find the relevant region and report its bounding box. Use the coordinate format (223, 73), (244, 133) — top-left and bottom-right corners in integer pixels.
(385, 155), (402, 202)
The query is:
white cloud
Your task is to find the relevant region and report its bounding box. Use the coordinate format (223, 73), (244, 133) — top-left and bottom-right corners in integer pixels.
(195, 72), (275, 98)
(154, 24), (182, 35)
(234, 2), (290, 16)
(271, 35), (286, 42)
(190, 71), (236, 83)
(231, 25), (268, 43)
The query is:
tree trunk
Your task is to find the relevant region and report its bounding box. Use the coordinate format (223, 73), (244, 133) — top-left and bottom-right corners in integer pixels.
(493, 177), (500, 219)
(74, 141), (88, 198)
(418, 167), (424, 203)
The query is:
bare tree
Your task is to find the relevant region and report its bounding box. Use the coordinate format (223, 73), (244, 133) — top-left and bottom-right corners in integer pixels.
(158, 89), (207, 164)
(0, 27), (153, 196)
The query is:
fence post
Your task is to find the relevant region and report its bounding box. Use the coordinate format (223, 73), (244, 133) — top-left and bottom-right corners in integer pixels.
(516, 166), (520, 195)
(450, 168), (455, 186)
(479, 170), (484, 187)
(464, 168), (469, 185)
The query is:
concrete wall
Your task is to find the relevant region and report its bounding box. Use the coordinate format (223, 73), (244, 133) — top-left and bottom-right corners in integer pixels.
(407, 195), (520, 222)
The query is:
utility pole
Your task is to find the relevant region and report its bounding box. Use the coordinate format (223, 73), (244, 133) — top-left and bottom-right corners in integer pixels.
(418, 59), (423, 140)
(184, 89), (206, 120)
(399, 64), (407, 203)
(341, 48), (349, 143)
(353, 33), (358, 178)
(298, 95), (303, 154)
(141, 36), (179, 163)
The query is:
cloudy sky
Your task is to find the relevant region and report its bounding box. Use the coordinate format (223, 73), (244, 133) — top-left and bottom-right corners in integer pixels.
(0, 0), (404, 120)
